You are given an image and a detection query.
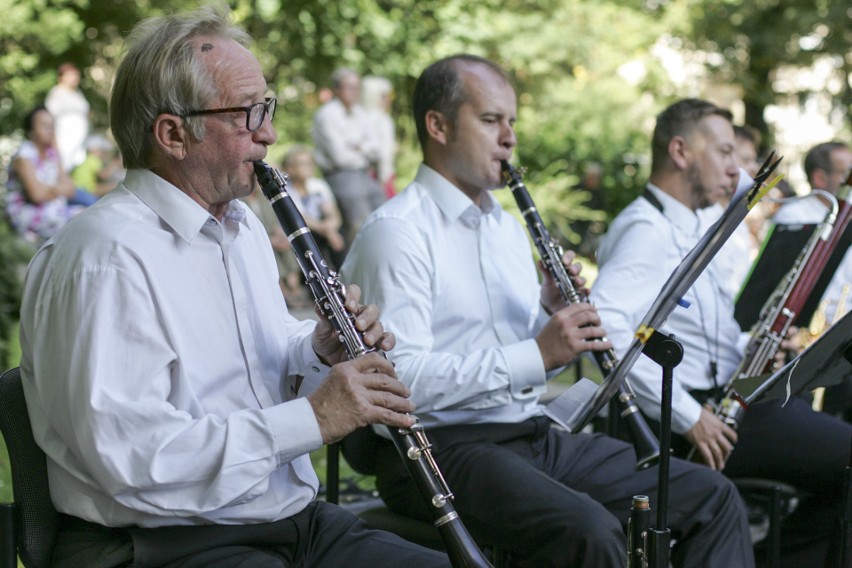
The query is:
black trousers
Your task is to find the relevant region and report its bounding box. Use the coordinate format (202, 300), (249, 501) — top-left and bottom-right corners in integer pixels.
(51, 500), (449, 568)
(375, 416), (754, 568)
(648, 393), (852, 568)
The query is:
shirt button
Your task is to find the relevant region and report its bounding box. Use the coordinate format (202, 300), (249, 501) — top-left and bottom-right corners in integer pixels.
(311, 366), (320, 373)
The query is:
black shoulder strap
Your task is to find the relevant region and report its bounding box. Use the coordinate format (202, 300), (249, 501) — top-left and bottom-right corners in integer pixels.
(642, 188), (664, 213)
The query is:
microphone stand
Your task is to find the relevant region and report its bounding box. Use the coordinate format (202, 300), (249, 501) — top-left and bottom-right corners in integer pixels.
(641, 330), (683, 568)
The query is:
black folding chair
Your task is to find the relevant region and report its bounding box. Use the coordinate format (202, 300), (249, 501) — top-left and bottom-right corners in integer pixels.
(0, 367), (59, 568)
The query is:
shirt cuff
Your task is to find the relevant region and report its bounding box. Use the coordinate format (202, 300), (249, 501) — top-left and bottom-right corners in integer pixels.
(263, 398), (324, 465)
(503, 339), (547, 400)
(296, 331), (331, 382)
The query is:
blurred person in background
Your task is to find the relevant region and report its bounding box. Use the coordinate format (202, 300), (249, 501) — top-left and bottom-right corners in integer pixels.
(239, 185), (307, 306)
(71, 134), (125, 197)
(5, 106), (95, 244)
(775, 142), (852, 420)
(361, 75), (397, 199)
(282, 145), (346, 268)
(773, 141), (851, 326)
(45, 62), (91, 172)
(697, 124), (763, 300)
(312, 68), (385, 248)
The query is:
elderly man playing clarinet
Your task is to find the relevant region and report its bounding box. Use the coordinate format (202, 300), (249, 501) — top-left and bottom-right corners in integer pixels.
(17, 7), (449, 568)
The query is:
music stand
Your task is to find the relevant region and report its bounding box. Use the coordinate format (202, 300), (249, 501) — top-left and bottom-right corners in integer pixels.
(729, 309), (852, 406)
(545, 155), (784, 434)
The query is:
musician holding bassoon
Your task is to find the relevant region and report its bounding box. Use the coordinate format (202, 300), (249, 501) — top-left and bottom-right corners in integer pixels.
(593, 99), (852, 567)
(16, 7), (451, 567)
(342, 55), (753, 568)
(773, 142), (852, 419)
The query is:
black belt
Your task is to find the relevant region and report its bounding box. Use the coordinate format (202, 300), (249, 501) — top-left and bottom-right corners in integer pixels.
(688, 387), (726, 406)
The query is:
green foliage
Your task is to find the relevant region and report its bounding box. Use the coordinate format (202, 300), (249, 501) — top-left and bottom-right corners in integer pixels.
(3, 0), (846, 226)
(673, 0), (851, 142)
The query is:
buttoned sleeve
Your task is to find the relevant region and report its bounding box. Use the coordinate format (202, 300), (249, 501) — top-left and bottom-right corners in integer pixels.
(21, 259), (323, 519)
(342, 215), (547, 413)
(592, 213), (704, 434)
(18, 180), (331, 525)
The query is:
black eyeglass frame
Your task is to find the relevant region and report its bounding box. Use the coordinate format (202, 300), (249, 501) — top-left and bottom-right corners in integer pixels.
(183, 97), (277, 132)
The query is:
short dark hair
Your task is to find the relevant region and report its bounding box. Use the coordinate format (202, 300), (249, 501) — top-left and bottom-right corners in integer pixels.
(803, 142), (848, 182)
(651, 98), (733, 174)
(733, 124), (760, 148)
(412, 54), (510, 150)
(23, 105), (48, 134)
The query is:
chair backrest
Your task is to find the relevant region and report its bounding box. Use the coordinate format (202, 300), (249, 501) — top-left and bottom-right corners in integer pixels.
(0, 367), (59, 568)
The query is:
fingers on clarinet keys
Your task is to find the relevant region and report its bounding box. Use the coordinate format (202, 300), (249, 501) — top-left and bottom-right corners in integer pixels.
(309, 358), (415, 444)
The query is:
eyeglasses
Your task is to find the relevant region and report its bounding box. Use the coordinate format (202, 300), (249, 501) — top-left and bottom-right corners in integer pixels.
(184, 97), (277, 132)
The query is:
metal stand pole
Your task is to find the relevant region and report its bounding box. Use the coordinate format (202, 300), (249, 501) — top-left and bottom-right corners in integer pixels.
(641, 331), (683, 568)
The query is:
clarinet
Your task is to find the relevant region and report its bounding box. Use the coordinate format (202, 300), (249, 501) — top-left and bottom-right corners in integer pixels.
(253, 161), (493, 568)
(705, 178), (850, 438)
(501, 160), (661, 470)
(628, 495), (651, 568)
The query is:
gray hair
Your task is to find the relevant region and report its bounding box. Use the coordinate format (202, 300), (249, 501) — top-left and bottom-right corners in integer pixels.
(110, 5), (251, 169)
(330, 68), (358, 90)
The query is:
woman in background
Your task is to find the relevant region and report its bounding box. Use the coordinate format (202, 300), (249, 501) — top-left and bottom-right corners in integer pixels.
(5, 106), (94, 244)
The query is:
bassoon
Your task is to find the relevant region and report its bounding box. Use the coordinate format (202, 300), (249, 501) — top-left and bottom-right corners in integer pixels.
(254, 161), (493, 568)
(501, 160), (661, 470)
(710, 173), (851, 436)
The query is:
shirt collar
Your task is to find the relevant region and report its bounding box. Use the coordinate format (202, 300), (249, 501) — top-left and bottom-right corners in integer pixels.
(414, 163), (502, 224)
(123, 169), (250, 243)
(646, 182), (701, 237)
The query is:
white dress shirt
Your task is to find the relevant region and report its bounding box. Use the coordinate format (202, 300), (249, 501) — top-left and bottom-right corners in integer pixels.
(341, 164), (549, 428)
(19, 169), (327, 527)
(312, 98), (379, 173)
(773, 195), (851, 325)
(592, 185), (745, 434)
(697, 203), (757, 302)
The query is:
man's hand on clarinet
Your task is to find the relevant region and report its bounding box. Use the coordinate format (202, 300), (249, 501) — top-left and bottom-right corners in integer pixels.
(307, 353), (416, 444)
(308, 283), (411, 444)
(539, 250), (587, 314)
(685, 407), (738, 471)
(535, 303), (612, 371)
(312, 283), (395, 366)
